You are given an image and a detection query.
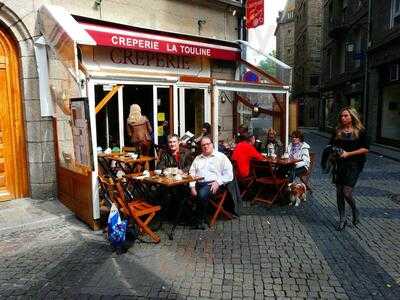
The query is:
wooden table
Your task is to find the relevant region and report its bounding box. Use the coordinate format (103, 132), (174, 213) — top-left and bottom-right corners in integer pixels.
(127, 172), (204, 240)
(130, 173), (203, 187)
(261, 155), (301, 166)
(251, 156), (301, 206)
(98, 153), (154, 172)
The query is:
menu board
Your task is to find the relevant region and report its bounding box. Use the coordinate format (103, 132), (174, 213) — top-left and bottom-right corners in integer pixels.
(70, 98), (94, 170)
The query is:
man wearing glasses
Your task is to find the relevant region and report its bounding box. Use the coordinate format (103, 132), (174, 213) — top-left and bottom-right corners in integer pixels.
(189, 136), (233, 228)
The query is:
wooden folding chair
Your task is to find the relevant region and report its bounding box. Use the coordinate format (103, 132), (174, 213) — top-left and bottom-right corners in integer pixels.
(300, 152), (316, 193)
(232, 161), (255, 200)
(209, 187), (233, 227)
(250, 160), (288, 206)
(99, 175), (161, 243)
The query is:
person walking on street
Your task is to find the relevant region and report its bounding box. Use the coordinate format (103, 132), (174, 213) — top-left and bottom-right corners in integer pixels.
(330, 107), (369, 231)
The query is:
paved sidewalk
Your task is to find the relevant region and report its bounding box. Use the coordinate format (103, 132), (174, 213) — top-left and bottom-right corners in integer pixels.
(0, 132), (399, 299)
(0, 198), (73, 234)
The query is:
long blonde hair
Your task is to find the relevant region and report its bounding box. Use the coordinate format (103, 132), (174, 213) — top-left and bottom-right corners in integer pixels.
(336, 107), (365, 138)
(127, 104), (142, 124)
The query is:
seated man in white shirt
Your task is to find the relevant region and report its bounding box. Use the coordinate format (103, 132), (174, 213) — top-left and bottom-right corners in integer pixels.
(189, 136), (233, 228)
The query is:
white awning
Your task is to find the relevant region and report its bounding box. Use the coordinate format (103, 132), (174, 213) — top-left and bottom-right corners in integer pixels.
(38, 4), (96, 81)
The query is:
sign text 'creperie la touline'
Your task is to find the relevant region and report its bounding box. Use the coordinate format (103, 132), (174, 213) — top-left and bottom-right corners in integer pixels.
(110, 35), (212, 57)
(79, 22), (240, 61)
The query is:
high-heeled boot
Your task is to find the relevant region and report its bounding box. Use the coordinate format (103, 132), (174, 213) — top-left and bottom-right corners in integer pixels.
(352, 208), (360, 226)
(336, 218), (347, 231)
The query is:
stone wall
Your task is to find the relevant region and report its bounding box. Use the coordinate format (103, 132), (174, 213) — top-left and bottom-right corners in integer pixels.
(293, 0), (323, 127)
(275, 19), (295, 67)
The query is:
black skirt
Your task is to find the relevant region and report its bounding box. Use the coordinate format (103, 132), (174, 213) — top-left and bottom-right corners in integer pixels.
(333, 160), (364, 187)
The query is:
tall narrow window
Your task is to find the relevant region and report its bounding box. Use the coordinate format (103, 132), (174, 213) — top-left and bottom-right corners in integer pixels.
(328, 50), (333, 79)
(339, 42), (346, 74)
(391, 0), (400, 28)
(354, 29), (362, 68)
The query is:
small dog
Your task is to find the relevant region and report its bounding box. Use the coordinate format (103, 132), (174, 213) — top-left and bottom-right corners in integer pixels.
(288, 182), (307, 207)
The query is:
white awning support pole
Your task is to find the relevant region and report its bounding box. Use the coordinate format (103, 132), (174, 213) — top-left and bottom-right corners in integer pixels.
(285, 91), (290, 151)
(118, 86), (124, 149)
(212, 87), (219, 146)
(34, 36), (53, 117)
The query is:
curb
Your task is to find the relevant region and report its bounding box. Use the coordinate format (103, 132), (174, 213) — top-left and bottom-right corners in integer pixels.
(0, 213), (76, 235)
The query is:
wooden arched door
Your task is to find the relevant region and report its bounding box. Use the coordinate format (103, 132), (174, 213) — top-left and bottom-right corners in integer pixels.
(0, 26), (28, 201)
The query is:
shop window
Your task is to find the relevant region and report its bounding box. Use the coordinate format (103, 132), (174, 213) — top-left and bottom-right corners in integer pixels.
(381, 85), (400, 141)
(391, 0), (400, 28)
(309, 106), (315, 120)
(389, 63), (399, 81)
(310, 75), (320, 86)
(327, 50), (333, 79)
(353, 29), (362, 68)
(349, 96), (362, 114)
(329, 1), (334, 23)
(339, 42), (346, 74)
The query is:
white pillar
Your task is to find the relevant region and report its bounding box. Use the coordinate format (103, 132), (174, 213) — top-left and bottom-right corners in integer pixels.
(87, 80), (100, 220)
(118, 86), (124, 149)
(213, 87), (219, 146)
(152, 86), (159, 146)
(285, 91), (290, 151)
(173, 85), (178, 134)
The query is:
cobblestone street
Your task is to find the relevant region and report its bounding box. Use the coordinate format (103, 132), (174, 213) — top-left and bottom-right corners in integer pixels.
(1, 131), (400, 299)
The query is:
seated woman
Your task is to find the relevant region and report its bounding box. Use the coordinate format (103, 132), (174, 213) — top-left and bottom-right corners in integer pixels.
(263, 128), (283, 156)
(287, 130), (311, 181)
(231, 133), (265, 179)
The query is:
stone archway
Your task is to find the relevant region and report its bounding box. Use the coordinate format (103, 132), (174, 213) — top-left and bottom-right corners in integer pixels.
(0, 25), (29, 200)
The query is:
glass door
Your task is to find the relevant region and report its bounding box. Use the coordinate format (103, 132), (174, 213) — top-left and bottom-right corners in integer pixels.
(177, 86), (211, 138)
(153, 86), (173, 147)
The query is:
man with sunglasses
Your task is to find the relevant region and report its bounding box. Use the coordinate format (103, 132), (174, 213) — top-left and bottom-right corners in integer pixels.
(189, 136), (233, 229)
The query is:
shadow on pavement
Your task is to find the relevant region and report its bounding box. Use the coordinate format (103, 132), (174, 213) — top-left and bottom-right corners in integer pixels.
(0, 224), (182, 299)
(296, 197), (400, 299)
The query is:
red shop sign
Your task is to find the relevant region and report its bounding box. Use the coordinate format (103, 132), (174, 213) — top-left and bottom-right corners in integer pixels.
(79, 22), (241, 61)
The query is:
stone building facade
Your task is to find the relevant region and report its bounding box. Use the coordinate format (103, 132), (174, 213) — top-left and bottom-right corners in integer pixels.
(0, 0), (242, 200)
(320, 0), (368, 131)
(275, 0), (295, 68)
(293, 0), (323, 127)
(367, 0), (400, 147)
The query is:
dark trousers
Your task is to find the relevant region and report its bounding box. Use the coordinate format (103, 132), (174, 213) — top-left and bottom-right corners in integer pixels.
(195, 182), (218, 222)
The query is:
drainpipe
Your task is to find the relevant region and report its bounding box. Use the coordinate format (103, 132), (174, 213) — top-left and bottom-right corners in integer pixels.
(363, 0), (372, 129)
(34, 36), (53, 117)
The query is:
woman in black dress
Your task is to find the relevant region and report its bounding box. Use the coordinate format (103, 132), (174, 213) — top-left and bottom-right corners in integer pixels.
(330, 107), (369, 231)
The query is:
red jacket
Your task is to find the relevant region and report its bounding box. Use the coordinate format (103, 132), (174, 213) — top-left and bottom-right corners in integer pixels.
(231, 141), (264, 179)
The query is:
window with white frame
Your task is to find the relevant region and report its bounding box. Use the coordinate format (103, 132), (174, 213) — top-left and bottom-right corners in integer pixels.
(391, 0), (400, 28)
